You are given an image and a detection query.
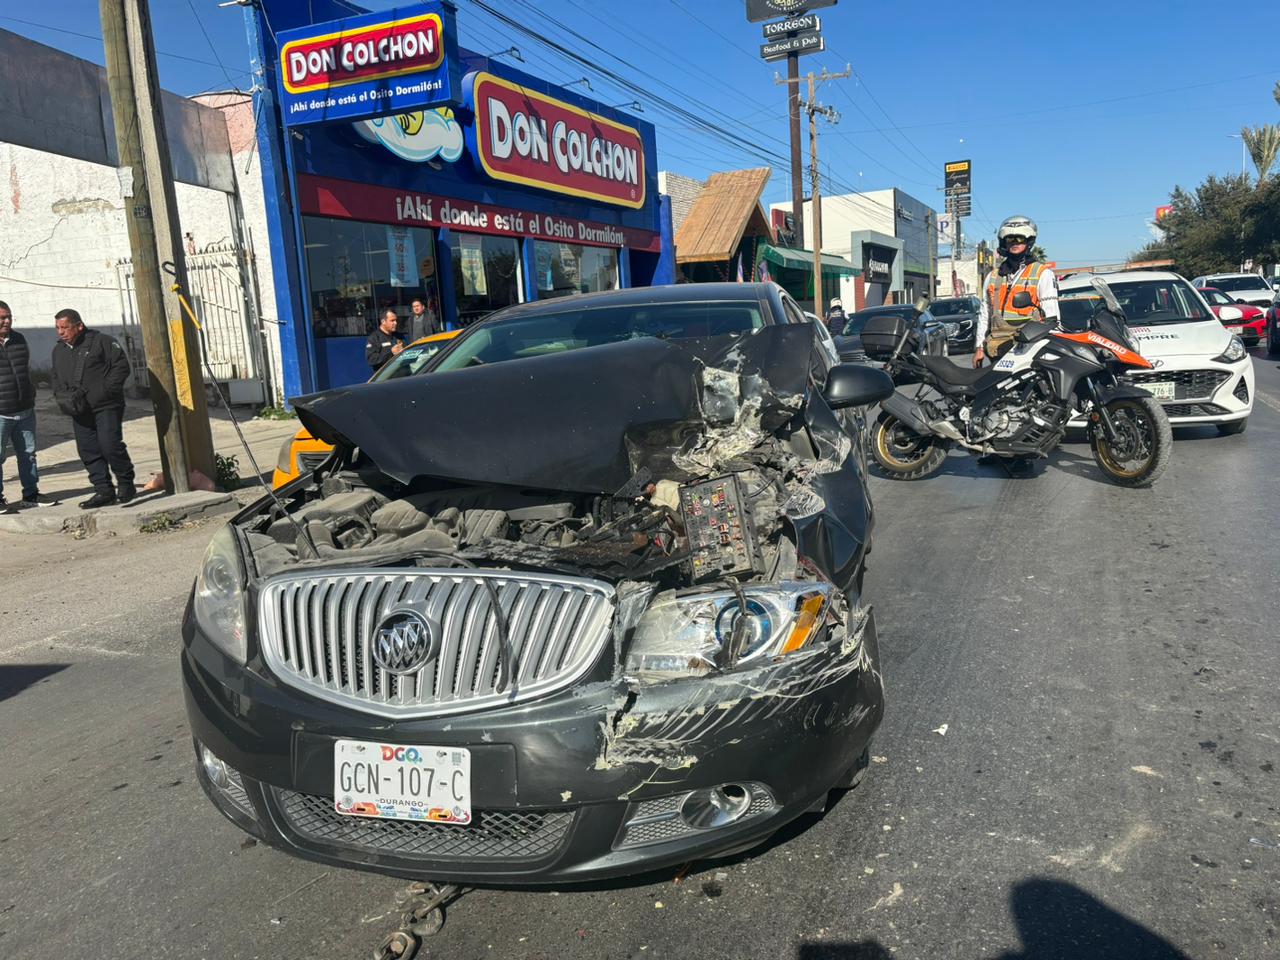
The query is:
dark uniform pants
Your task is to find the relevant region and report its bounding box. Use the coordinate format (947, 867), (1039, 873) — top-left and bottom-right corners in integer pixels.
(73, 407), (135, 493)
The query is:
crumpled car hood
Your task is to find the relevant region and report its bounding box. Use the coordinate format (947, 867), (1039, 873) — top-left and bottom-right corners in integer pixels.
(293, 324), (817, 496)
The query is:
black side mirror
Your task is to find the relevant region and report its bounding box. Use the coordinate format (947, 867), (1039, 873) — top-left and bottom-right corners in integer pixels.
(824, 363), (895, 410)
(1011, 291), (1033, 309)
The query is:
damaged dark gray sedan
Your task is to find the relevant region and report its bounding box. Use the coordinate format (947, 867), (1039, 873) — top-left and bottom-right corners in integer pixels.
(182, 283), (892, 884)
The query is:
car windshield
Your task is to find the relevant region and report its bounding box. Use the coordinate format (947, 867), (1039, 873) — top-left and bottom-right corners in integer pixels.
(1061, 278), (1211, 326)
(1206, 276), (1270, 294)
(371, 339), (452, 382)
(930, 297), (979, 316)
(434, 300), (766, 371)
(1200, 289), (1233, 306)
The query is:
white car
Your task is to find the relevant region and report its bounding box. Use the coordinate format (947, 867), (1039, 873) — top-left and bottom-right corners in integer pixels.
(1059, 271), (1253, 435)
(1190, 272), (1276, 311)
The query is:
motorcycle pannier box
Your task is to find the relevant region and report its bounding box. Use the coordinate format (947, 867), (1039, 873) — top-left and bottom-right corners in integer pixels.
(860, 313), (914, 360)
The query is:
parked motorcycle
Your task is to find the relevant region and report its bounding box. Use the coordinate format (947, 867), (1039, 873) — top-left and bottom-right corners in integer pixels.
(868, 279), (1172, 487)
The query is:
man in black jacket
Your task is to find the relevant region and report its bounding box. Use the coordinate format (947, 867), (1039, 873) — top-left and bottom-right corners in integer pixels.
(51, 308), (136, 509)
(365, 308), (404, 372)
(0, 300), (55, 512)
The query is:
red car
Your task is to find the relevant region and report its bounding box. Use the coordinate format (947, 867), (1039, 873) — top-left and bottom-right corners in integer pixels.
(1199, 287), (1266, 347)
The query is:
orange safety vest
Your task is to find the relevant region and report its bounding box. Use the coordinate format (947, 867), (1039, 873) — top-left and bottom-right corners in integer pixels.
(985, 262), (1046, 339)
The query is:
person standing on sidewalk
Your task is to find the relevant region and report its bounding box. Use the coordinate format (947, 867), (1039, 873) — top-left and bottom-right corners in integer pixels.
(50, 309), (136, 509)
(365, 308), (404, 372)
(0, 301), (57, 512)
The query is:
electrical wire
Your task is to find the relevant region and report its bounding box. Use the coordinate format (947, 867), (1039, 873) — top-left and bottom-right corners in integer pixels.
(185, 0), (244, 93)
(1, 13), (233, 72)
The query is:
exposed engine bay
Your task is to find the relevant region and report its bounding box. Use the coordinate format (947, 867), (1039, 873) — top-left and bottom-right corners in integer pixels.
(237, 324), (872, 610)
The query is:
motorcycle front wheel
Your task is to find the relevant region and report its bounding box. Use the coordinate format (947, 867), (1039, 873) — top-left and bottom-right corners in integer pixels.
(1090, 397), (1172, 487)
(872, 411), (947, 480)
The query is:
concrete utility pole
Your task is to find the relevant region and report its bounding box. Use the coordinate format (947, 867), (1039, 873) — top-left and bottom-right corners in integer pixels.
(779, 65), (850, 312)
(787, 52), (804, 246)
(100, 0), (215, 493)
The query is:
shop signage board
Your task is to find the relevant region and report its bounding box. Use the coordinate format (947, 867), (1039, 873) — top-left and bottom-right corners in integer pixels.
(864, 244), (893, 282)
(277, 3), (461, 127)
(761, 33), (824, 61)
(1155, 204), (1172, 221)
(937, 215), (955, 247)
(746, 0), (838, 23)
(762, 14), (820, 39)
(944, 158), (972, 215)
(466, 72), (647, 209)
(297, 174), (662, 253)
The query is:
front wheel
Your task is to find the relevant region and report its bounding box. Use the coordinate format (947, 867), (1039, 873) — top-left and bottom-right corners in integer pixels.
(1090, 397), (1172, 487)
(872, 411), (947, 480)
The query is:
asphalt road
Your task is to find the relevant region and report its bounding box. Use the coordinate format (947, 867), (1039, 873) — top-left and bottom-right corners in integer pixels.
(2, 350), (1278, 960)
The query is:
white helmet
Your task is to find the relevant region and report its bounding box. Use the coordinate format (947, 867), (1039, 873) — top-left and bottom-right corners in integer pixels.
(997, 215), (1038, 256)
(830, 298), (842, 309)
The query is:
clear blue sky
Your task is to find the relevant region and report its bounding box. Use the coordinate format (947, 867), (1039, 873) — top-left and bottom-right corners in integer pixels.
(5, 1), (1276, 265)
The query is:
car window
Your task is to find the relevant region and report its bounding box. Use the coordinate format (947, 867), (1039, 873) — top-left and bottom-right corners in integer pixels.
(434, 300), (766, 371)
(371, 339), (451, 381)
(930, 298), (978, 316)
(1206, 276), (1269, 294)
(1200, 289), (1232, 306)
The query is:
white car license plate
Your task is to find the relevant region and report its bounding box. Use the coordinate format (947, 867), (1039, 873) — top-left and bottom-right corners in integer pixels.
(1147, 381), (1176, 401)
(333, 739), (471, 824)
(1226, 325), (1244, 335)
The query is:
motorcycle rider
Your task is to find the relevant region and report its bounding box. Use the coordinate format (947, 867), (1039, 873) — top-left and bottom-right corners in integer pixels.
(973, 216), (1060, 368)
(824, 297), (848, 336)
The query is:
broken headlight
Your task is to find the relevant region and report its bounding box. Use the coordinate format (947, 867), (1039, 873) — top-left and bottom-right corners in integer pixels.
(625, 582), (832, 682)
(192, 524), (247, 663)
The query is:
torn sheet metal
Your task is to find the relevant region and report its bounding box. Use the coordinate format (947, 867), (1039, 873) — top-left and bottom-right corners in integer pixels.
(292, 324), (817, 496)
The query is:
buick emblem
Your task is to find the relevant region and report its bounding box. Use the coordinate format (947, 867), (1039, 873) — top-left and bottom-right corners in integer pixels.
(372, 609), (438, 675)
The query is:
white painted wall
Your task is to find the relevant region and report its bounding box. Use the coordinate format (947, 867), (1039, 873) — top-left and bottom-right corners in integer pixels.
(769, 189), (896, 258)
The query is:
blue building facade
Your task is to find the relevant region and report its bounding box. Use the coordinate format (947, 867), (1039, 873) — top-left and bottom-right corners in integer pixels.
(247, 1), (674, 395)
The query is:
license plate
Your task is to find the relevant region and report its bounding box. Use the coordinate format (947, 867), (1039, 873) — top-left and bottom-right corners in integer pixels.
(333, 739), (471, 824)
(1226, 325), (1244, 335)
(1147, 381), (1176, 400)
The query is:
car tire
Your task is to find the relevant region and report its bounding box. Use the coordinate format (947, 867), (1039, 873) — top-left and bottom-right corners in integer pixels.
(1217, 418), (1247, 436)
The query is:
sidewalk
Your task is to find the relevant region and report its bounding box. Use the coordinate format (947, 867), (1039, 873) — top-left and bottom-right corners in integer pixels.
(0, 388), (302, 535)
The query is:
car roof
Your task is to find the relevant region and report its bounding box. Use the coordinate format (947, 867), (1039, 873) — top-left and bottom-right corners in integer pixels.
(1198, 272), (1264, 279)
(482, 282), (782, 321)
(1060, 270), (1185, 289)
(408, 330), (461, 347)
(851, 303), (917, 314)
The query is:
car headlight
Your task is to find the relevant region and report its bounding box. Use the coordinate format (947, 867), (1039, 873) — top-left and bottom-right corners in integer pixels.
(274, 436), (296, 476)
(193, 525), (247, 663)
(624, 582), (832, 683)
(1213, 335), (1247, 363)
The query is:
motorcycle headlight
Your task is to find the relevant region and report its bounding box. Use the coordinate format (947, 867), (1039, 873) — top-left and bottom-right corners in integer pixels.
(193, 525), (247, 663)
(624, 582), (832, 683)
(1213, 335), (1247, 364)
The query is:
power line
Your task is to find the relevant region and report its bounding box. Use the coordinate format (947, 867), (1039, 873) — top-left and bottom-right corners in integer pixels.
(184, 0), (243, 93)
(0, 13), (242, 74)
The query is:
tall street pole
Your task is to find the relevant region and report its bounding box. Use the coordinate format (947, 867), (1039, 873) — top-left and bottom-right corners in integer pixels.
(808, 71), (823, 313)
(100, 0), (216, 493)
(788, 51), (804, 246)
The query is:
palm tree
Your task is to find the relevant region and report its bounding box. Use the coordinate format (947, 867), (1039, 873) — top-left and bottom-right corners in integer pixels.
(1240, 124), (1280, 181)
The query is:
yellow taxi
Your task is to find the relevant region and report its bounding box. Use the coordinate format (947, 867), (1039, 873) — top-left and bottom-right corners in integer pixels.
(271, 329), (460, 487)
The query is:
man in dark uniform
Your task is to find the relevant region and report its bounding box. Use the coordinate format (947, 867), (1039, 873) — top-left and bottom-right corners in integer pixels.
(51, 308), (135, 509)
(365, 308), (404, 372)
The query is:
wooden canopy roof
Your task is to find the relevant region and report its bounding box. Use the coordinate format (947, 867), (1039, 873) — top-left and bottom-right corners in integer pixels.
(674, 167), (773, 264)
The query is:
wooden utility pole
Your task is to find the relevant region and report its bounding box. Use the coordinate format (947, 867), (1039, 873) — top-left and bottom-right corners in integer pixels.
(778, 65), (849, 312)
(100, 0), (215, 493)
(787, 52), (803, 246)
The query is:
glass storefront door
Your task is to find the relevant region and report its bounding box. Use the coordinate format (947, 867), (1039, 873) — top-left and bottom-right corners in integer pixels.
(449, 232), (521, 326)
(302, 217), (441, 342)
(533, 240), (619, 299)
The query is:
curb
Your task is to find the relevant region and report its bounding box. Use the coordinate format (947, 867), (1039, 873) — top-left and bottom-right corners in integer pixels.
(0, 491), (238, 537)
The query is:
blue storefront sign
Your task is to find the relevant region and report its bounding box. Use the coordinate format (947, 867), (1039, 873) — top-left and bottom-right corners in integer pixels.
(246, 0), (675, 397)
(276, 3), (461, 126)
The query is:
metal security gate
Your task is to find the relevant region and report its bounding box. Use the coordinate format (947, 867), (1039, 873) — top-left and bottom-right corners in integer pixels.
(115, 240), (273, 406)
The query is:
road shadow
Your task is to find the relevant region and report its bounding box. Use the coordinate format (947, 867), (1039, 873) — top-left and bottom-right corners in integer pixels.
(793, 878), (1193, 960)
(0, 663), (69, 704)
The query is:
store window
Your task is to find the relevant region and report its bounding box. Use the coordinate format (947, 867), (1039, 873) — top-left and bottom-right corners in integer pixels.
(303, 217), (442, 339)
(533, 241), (618, 299)
(449, 232), (521, 326)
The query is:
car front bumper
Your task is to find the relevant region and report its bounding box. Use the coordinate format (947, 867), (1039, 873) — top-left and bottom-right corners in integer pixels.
(1069, 357), (1254, 427)
(182, 607), (883, 885)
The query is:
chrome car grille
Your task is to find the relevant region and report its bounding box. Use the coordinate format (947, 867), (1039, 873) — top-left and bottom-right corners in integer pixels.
(1125, 369), (1231, 401)
(276, 789), (574, 861)
(257, 570), (615, 718)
